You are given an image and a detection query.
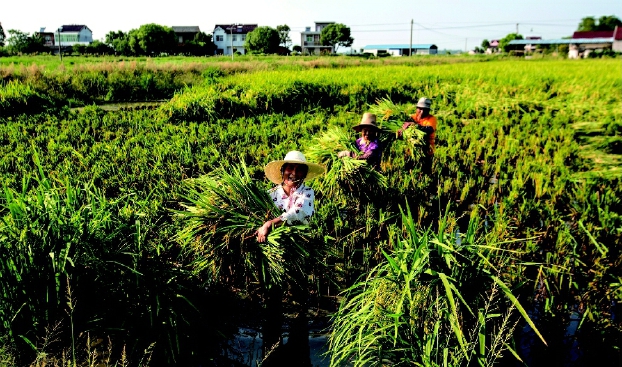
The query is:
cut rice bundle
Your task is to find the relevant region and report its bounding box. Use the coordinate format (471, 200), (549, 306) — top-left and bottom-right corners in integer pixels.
(176, 163), (310, 287)
(368, 97), (427, 160)
(306, 126), (388, 206)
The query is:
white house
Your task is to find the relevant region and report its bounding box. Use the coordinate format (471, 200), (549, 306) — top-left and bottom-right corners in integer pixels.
(300, 22), (334, 55)
(57, 25), (92, 46)
(213, 24), (257, 55)
(362, 44), (438, 56)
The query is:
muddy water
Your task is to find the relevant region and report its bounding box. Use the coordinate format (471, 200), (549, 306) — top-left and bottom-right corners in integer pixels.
(70, 101), (166, 112)
(230, 328), (330, 366)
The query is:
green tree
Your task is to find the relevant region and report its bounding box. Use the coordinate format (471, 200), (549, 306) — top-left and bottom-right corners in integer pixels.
(6, 29), (46, 54)
(320, 23), (353, 53)
(577, 17), (598, 31)
(72, 43), (87, 55)
(577, 16), (622, 31)
(128, 23), (177, 56)
(86, 40), (113, 55)
(183, 32), (217, 56)
(596, 15), (622, 30)
(105, 30), (131, 55)
(6, 29), (29, 53)
(292, 45), (302, 53)
(499, 33), (523, 52)
(481, 39), (490, 49)
(244, 26), (280, 54)
(276, 24), (292, 48)
(0, 22), (6, 47)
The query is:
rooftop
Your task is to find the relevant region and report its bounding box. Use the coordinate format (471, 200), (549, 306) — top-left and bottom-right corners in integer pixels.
(508, 38), (614, 45)
(172, 26), (201, 33)
(59, 25), (89, 32)
(214, 24), (258, 34)
(572, 26), (622, 41)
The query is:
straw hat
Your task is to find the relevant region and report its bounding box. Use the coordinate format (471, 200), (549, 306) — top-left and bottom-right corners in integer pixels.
(416, 97), (432, 109)
(264, 151), (326, 184)
(353, 113), (379, 132)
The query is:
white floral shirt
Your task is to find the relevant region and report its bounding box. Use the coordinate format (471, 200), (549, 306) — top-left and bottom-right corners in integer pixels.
(269, 183), (315, 225)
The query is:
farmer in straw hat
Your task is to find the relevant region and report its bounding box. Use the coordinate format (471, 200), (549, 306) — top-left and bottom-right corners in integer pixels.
(398, 97), (437, 174)
(337, 113), (383, 169)
(256, 150), (325, 243)
(256, 150), (325, 366)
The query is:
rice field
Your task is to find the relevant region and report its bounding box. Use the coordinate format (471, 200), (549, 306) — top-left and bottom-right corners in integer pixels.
(0, 55), (620, 366)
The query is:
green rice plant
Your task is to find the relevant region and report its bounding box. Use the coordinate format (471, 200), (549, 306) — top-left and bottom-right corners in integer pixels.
(0, 57), (620, 364)
(368, 97), (414, 128)
(0, 80), (55, 117)
(0, 335), (15, 367)
(175, 162), (312, 288)
(328, 204), (545, 366)
(305, 126), (387, 207)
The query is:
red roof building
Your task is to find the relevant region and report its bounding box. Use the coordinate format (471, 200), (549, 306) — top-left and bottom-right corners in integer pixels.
(572, 26), (622, 41)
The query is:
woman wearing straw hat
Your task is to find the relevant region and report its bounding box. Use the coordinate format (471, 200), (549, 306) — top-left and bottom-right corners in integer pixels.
(256, 150), (325, 243)
(337, 113), (383, 169)
(256, 150), (325, 367)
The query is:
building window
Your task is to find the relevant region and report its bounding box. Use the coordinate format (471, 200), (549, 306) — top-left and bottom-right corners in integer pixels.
(179, 36), (183, 43)
(216, 35), (223, 42)
(241, 35), (246, 41)
(306, 35), (313, 42)
(232, 35), (237, 41)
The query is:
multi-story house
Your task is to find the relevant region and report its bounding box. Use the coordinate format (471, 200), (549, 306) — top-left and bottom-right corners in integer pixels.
(300, 22), (334, 55)
(172, 26), (201, 45)
(213, 24), (257, 55)
(35, 28), (56, 47)
(57, 25), (93, 46)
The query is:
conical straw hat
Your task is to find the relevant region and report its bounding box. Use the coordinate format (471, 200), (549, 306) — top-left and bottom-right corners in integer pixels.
(264, 151), (326, 184)
(353, 113), (379, 132)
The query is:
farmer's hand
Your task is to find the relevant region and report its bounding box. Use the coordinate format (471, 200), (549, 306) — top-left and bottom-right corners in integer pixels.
(337, 150), (351, 158)
(256, 221), (271, 243)
(415, 109), (423, 121)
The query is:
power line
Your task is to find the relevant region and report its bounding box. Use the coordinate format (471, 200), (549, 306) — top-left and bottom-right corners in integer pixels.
(294, 22), (576, 35)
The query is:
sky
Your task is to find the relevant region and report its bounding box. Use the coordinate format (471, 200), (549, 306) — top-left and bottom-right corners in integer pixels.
(2, 0), (621, 51)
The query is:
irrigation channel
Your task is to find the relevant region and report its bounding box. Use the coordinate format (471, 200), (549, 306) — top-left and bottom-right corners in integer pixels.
(231, 326), (330, 366)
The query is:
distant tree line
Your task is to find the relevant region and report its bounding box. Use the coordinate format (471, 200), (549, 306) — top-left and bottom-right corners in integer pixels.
(242, 22), (353, 55)
(0, 23), (218, 56)
(0, 20), (356, 56)
(577, 16), (622, 32)
(493, 15), (621, 54)
(105, 24), (216, 56)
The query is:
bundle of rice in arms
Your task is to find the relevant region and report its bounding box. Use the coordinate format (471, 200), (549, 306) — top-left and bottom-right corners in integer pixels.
(368, 97), (426, 159)
(175, 163), (309, 287)
(306, 126), (387, 206)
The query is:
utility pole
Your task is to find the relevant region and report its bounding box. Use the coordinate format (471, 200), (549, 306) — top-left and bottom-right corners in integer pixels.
(57, 28), (62, 62)
(516, 23), (519, 35)
(465, 38), (467, 53)
(230, 24), (235, 61)
(410, 19), (413, 56)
